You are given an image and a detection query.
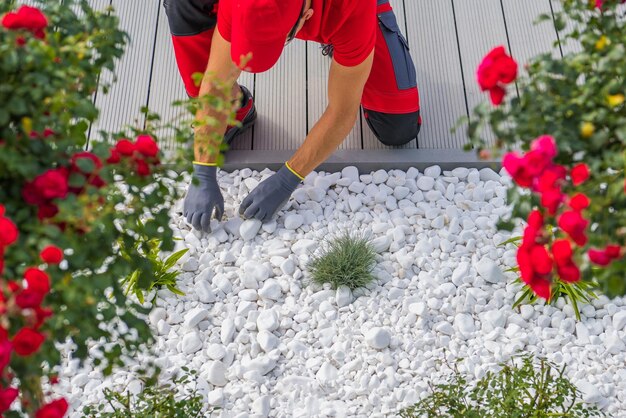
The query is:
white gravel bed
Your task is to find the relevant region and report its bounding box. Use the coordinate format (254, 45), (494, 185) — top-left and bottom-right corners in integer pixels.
(54, 166), (626, 417)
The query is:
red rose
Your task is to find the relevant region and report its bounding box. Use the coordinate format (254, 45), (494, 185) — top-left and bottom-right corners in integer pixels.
(540, 188), (563, 215)
(22, 181), (45, 206)
(503, 152), (533, 188)
(477, 59), (500, 90)
(570, 163), (590, 186)
(530, 245), (553, 275)
(0, 217), (18, 246)
(0, 340), (11, 371)
(135, 135), (159, 157)
(588, 245), (623, 266)
(24, 267), (50, 294)
(557, 263), (581, 283)
(7, 281), (20, 293)
(1, 6), (48, 39)
(528, 276), (552, 300)
(70, 152), (102, 175)
(0, 205), (4, 216)
(569, 193), (590, 211)
(11, 328), (45, 356)
(89, 175), (106, 189)
(524, 150), (552, 177)
(530, 135), (557, 159)
(477, 46), (518, 105)
(40, 246), (63, 264)
(489, 85), (506, 106)
(15, 289), (44, 309)
(34, 306), (53, 329)
(588, 249), (612, 266)
(605, 245), (622, 259)
(115, 139), (136, 156)
(35, 398), (68, 418)
(0, 387), (18, 413)
(33, 168), (69, 200)
(552, 239), (573, 266)
(536, 165), (566, 193)
(37, 203), (59, 221)
(106, 147), (121, 164)
(135, 159), (151, 177)
(527, 210), (544, 229)
(596, 0), (626, 9)
(558, 211), (589, 246)
(516, 246), (534, 286)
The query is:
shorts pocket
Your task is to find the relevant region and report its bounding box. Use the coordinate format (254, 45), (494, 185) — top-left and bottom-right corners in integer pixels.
(378, 11), (417, 91)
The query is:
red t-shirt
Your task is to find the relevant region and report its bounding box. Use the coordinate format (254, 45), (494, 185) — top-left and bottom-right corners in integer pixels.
(217, 0), (377, 68)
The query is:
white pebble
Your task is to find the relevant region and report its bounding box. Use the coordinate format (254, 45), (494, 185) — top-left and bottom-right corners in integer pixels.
(365, 327), (391, 349)
(257, 310), (280, 332)
(182, 332), (203, 354)
(240, 219), (262, 241)
(284, 214), (304, 230)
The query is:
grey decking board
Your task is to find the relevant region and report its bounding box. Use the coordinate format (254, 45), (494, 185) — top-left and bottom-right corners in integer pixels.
(403, 0), (468, 150)
(87, 0), (568, 171)
(252, 42), (307, 150)
(453, 0), (509, 147)
(306, 42), (362, 150)
(502, 0), (561, 73)
(550, 0), (582, 55)
(91, 0), (159, 140)
(221, 149), (498, 172)
(146, 2), (190, 152)
(362, 0), (418, 150)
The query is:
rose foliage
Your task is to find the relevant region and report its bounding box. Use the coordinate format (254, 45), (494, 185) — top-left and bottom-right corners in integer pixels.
(463, 0), (625, 305)
(1, 1), (183, 416)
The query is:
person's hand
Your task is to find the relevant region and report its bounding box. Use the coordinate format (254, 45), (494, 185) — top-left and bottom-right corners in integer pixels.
(183, 164), (224, 232)
(239, 164), (302, 222)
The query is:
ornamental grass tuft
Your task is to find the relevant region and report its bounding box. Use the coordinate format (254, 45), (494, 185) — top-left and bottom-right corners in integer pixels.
(307, 232), (377, 290)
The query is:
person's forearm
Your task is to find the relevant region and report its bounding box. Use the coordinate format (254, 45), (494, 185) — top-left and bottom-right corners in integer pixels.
(287, 108), (358, 176)
(194, 73), (241, 163)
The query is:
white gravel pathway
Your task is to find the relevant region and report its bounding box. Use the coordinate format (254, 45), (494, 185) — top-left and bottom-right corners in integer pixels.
(55, 166), (626, 417)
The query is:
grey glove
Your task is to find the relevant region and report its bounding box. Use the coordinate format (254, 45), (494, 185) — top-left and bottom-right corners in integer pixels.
(183, 164), (224, 232)
(239, 164), (302, 222)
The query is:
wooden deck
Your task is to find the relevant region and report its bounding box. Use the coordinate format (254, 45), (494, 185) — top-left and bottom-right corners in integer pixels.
(86, 0), (567, 171)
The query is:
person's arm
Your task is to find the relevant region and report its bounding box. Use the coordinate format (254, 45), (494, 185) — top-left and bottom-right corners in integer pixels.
(194, 28), (242, 164)
(183, 29), (241, 233)
(238, 50), (374, 222)
(287, 49), (375, 176)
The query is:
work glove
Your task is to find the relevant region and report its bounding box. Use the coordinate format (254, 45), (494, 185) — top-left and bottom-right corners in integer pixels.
(239, 164), (302, 222)
(183, 164), (224, 233)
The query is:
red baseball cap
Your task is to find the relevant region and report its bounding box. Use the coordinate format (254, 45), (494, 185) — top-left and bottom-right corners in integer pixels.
(231, 0), (303, 73)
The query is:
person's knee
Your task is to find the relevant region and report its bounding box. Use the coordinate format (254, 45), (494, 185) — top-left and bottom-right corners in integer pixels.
(364, 109), (421, 147)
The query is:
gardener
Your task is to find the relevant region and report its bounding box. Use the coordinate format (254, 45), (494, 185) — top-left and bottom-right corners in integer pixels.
(164, 0), (421, 232)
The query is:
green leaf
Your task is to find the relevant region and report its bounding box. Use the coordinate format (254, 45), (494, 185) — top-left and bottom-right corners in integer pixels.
(68, 172), (87, 188)
(76, 156), (96, 174)
(163, 248), (189, 270)
(512, 286), (532, 310)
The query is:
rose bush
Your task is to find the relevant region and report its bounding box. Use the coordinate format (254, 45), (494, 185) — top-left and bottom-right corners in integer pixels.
(1, 1), (186, 415)
(461, 0), (625, 312)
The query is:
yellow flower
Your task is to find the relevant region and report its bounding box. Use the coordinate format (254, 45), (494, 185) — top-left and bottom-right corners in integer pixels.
(21, 117), (32, 135)
(595, 35), (610, 51)
(607, 94), (625, 107)
(580, 122), (595, 138)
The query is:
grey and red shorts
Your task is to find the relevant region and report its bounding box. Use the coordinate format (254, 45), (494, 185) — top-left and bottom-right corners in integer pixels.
(163, 0), (421, 146)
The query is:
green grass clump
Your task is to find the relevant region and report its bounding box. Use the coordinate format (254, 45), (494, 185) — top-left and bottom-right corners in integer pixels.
(399, 355), (604, 418)
(307, 232), (377, 290)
